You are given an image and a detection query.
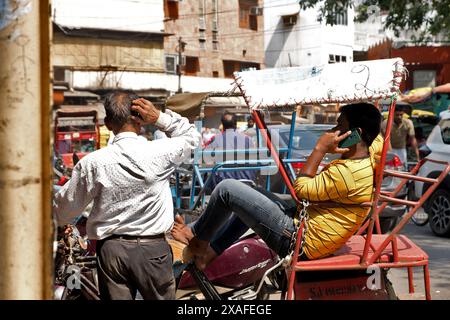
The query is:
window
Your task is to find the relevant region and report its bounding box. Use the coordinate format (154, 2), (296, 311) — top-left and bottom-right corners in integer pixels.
(413, 70), (436, 88)
(211, 0), (219, 51)
(164, 0), (179, 20)
(199, 39), (206, 50)
(239, 0), (258, 31)
(54, 67), (72, 83)
(249, 15), (257, 30)
(223, 60), (260, 78)
(212, 71), (219, 78)
(199, 29), (206, 49)
(54, 67), (66, 81)
(440, 119), (450, 144)
(328, 54), (347, 64)
(282, 14), (298, 27)
(199, 0), (206, 30)
(185, 56), (200, 76)
(212, 32), (218, 51)
(212, 0), (218, 31)
(199, 17), (206, 30)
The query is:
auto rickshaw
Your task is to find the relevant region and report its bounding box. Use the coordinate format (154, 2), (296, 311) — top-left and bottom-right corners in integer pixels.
(54, 108), (100, 168)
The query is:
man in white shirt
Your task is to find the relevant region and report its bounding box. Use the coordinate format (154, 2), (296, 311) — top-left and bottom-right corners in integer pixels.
(53, 91), (201, 300)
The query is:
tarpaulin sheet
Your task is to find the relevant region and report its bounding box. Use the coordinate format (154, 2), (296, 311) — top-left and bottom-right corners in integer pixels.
(234, 58), (405, 111)
(165, 92), (209, 118)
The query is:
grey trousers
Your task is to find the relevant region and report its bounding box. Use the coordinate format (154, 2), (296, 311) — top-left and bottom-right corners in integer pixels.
(96, 236), (176, 300)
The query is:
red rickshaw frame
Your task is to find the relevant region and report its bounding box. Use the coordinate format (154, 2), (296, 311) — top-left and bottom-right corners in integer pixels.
(234, 59), (450, 300)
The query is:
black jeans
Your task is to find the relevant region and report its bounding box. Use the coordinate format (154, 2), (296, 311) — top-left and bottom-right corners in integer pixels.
(96, 236), (175, 300)
(192, 179), (297, 258)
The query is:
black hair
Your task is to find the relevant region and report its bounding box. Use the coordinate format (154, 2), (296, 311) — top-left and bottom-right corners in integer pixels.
(395, 104), (407, 112)
(103, 90), (139, 128)
(221, 111), (237, 130)
(339, 103), (381, 146)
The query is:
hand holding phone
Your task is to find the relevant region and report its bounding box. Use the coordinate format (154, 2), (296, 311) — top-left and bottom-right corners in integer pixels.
(315, 129), (354, 154)
(338, 128), (362, 148)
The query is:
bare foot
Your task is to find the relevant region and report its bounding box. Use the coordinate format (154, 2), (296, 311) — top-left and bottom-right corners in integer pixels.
(171, 215), (194, 245)
(182, 242), (218, 271)
(188, 237), (217, 271)
(193, 245), (218, 271)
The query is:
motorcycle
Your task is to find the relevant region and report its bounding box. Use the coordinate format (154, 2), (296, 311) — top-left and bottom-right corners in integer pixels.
(174, 232), (282, 300)
(172, 229), (396, 300)
(53, 152), (99, 300)
(53, 218), (99, 300)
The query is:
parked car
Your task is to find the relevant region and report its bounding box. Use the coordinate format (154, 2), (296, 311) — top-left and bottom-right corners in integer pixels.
(414, 110), (450, 237)
(267, 124), (408, 233)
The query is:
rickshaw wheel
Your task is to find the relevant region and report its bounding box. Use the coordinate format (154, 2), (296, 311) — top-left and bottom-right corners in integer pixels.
(383, 269), (398, 300)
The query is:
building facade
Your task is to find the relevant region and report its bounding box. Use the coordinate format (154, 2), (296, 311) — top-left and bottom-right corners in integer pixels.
(52, 0), (168, 99)
(264, 0), (355, 68)
(163, 0), (265, 79)
(367, 40), (450, 91)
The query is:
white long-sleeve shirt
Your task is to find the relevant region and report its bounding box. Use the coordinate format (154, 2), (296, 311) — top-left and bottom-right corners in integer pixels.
(53, 110), (201, 240)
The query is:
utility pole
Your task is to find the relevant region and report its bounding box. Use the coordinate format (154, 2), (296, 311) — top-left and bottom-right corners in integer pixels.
(0, 0), (52, 299)
(177, 37), (186, 93)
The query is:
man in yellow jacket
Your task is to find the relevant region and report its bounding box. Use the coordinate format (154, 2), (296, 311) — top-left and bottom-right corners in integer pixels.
(172, 103), (383, 269)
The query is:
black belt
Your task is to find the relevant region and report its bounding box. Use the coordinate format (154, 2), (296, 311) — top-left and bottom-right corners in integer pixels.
(105, 234), (166, 243)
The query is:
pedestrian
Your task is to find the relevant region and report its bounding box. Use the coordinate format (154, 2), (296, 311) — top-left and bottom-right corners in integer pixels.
(381, 104), (420, 164)
(242, 115), (257, 144)
(204, 111), (256, 189)
(53, 90), (201, 299)
(201, 127), (215, 147)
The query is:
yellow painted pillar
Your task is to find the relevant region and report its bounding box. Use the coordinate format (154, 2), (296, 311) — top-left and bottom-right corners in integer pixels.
(0, 0), (52, 299)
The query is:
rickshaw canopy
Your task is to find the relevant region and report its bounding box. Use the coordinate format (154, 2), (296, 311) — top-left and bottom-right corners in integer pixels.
(234, 58), (405, 111)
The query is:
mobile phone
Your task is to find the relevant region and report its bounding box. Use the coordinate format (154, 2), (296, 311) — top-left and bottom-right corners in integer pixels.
(338, 128), (362, 148)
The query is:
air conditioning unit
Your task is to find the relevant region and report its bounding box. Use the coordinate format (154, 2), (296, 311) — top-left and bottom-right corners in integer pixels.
(165, 55), (177, 74)
(282, 14), (297, 26)
(250, 6), (263, 16)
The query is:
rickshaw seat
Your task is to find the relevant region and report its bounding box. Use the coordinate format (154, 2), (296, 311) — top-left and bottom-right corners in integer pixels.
(371, 234), (428, 262)
(294, 234), (428, 271)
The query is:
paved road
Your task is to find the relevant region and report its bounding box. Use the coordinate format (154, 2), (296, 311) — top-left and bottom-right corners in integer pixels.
(388, 211), (450, 300)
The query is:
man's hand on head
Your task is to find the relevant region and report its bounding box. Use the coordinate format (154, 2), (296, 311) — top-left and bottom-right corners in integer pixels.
(131, 98), (160, 125)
